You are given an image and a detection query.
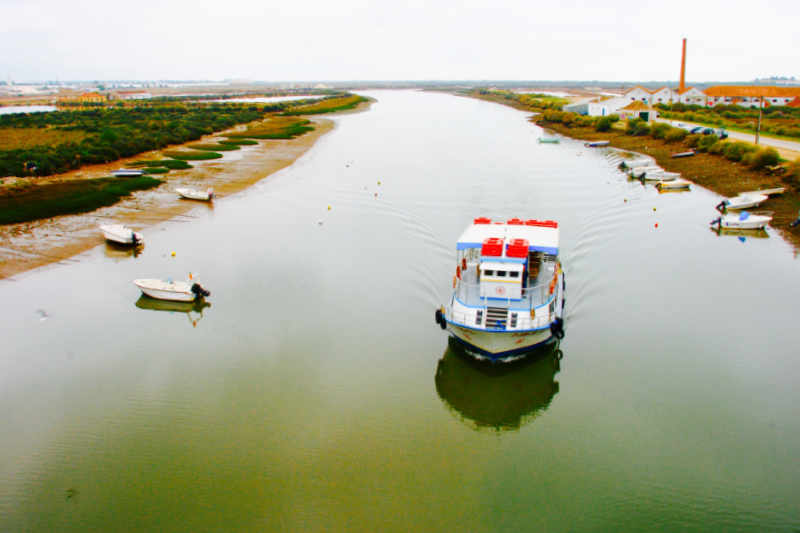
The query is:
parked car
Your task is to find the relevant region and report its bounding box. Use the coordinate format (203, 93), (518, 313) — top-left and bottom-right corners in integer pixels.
(690, 126), (705, 134)
(717, 129), (729, 139)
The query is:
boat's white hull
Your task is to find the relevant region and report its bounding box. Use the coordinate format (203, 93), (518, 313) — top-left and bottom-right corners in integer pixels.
(656, 179), (691, 190)
(176, 188), (213, 201)
(134, 279), (197, 302)
(716, 215), (772, 230)
(112, 169), (144, 177)
(448, 324), (555, 361)
(723, 195), (767, 210)
(100, 224), (142, 245)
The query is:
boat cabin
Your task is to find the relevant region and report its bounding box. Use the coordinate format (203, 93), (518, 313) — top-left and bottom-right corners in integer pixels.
(454, 218), (560, 310)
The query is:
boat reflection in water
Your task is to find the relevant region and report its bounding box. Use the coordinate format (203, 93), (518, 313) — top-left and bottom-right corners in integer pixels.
(709, 226), (769, 240)
(134, 295), (211, 328)
(434, 337), (563, 432)
(104, 241), (143, 260)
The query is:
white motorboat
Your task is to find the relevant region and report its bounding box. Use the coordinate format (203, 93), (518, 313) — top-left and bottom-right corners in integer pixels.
(585, 140), (610, 147)
(176, 187), (214, 201)
(99, 224), (143, 245)
(655, 171), (680, 182)
(711, 211), (772, 230)
(629, 166), (663, 179)
(133, 278), (211, 302)
(618, 158), (652, 170)
(716, 193), (768, 212)
(435, 217), (565, 362)
(656, 178), (691, 190)
(112, 169), (144, 177)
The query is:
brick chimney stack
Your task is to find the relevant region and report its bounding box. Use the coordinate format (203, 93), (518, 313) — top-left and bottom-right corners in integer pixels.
(679, 38), (687, 92)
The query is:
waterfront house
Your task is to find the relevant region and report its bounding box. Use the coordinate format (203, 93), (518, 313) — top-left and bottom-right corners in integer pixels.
(619, 101), (657, 122)
(704, 86), (800, 108)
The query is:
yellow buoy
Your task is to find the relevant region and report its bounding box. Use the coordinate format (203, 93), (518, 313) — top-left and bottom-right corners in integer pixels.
(171, 251), (176, 257)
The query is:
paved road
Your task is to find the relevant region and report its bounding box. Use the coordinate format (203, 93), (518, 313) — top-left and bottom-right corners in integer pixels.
(657, 118), (800, 154)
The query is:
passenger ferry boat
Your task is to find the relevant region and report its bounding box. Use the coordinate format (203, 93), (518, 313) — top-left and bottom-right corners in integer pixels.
(435, 217), (565, 361)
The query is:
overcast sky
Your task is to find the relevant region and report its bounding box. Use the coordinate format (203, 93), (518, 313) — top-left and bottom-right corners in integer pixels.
(2, 0), (798, 83)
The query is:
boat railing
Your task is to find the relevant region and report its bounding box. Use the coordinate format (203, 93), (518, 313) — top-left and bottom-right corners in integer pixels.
(454, 276), (558, 310)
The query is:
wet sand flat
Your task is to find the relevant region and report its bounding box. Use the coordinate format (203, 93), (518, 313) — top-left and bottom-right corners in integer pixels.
(0, 118), (334, 279)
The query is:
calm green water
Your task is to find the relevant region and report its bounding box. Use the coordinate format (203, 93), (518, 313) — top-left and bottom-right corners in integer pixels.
(1, 90), (799, 532)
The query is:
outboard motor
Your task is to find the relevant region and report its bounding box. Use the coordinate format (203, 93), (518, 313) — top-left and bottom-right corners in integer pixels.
(191, 283), (211, 298)
(715, 201), (728, 213)
(131, 231), (141, 245)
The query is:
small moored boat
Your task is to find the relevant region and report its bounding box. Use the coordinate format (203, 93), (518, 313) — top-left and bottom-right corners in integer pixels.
(133, 278), (211, 302)
(628, 165), (663, 179)
(671, 150), (696, 158)
(112, 169), (144, 177)
(435, 217), (565, 362)
(716, 193), (768, 212)
(584, 140), (610, 147)
(99, 224), (143, 245)
(656, 178), (691, 190)
(538, 136), (559, 144)
(710, 211), (772, 230)
(176, 187), (214, 201)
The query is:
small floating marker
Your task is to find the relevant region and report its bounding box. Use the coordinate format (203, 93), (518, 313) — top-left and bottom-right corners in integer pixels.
(624, 198), (628, 202)
(653, 207), (657, 211)
(654, 223), (659, 228)
(377, 180), (381, 186)
(374, 192), (378, 198)
(171, 251), (176, 257)
(327, 205), (331, 211)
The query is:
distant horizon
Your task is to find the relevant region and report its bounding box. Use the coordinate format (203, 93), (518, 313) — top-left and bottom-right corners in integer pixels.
(3, 0), (798, 84)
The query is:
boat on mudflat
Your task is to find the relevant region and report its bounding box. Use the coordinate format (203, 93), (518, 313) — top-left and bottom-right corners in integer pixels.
(711, 211), (772, 230)
(99, 224), (143, 245)
(656, 178), (691, 190)
(133, 278), (210, 302)
(435, 217), (565, 362)
(176, 187), (214, 201)
(538, 136), (559, 144)
(112, 169), (144, 177)
(584, 140), (610, 147)
(671, 150), (696, 158)
(716, 193), (768, 212)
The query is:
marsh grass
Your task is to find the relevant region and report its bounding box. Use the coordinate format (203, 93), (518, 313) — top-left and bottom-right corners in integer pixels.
(0, 176), (163, 224)
(187, 142), (241, 152)
(142, 167), (169, 174)
(281, 95), (367, 115)
(225, 117), (314, 140)
(162, 150), (223, 160)
(0, 127), (88, 150)
(131, 159), (193, 170)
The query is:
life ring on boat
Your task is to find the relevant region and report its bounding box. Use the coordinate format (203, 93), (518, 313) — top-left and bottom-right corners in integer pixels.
(453, 275), (457, 288)
(549, 279), (555, 294)
(550, 318), (565, 339)
(435, 308), (443, 325)
(456, 265), (461, 279)
(462, 258), (467, 271)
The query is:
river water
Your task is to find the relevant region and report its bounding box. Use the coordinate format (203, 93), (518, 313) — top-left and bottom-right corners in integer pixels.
(1, 90), (799, 532)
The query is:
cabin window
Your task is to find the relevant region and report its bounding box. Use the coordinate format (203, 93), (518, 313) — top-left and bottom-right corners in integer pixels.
(483, 269), (494, 276)
(509, 271), (520, 278)
(496, 271), (507, 277)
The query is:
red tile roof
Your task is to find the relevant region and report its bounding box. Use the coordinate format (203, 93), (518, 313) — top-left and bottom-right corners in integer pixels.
(704, 85), (800, 98)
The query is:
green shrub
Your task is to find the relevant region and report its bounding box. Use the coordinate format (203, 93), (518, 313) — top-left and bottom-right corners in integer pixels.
(708, 140), (727, 155)
(721, 141), (757, 162)
(746, 147), (780, 170)
(782, 159), (800, 189)
(626, 119), (650, 136)
(608, 114), (620, 123)
(595, 117), (613, 132)
(664, 128), (687, 143)
(696, 135), (718, 152)
(650, 123), (672, 139)
(685, 134), (702, 148)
